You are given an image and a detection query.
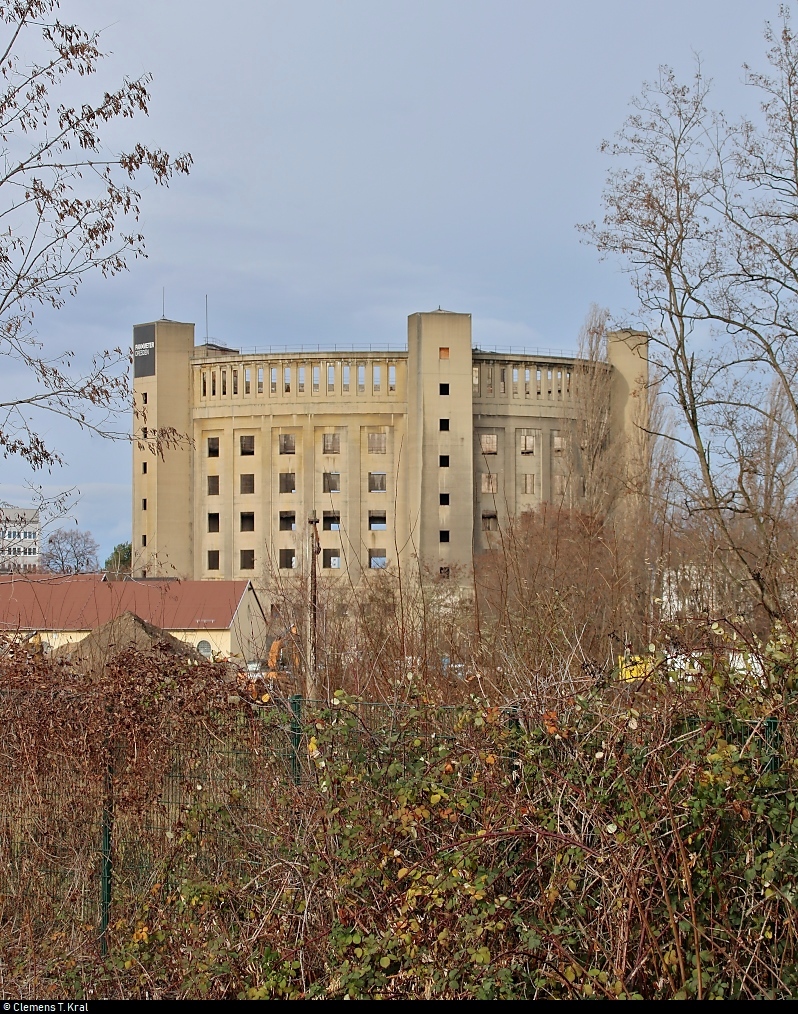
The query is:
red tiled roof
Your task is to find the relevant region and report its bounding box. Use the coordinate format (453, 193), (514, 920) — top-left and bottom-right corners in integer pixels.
(0, 574), (253, 632)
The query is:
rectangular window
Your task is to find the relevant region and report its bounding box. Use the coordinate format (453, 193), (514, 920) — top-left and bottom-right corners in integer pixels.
(372, 364), (381, 393)
(343, 363), (351, 393)
(439, 347), (450, 360)
(439, 530), (450, 543)
(278, 548), (296, 570)
(202, 373), (207, 397)
(244, 368), (251, 395)
(512, 367), (519, 396)
(298, 366), (305, 393)
(547, 369), (553, 396)
(328, 363), (335, 393)
(439, 418), (449, 431)
(368, 431), (386, 454)
(240, 549), (255, 570)
(323, 472), (341, 493)
(279, 472), (296, 494)
(142, 461), (147, 474)
(554, 474), (568, 498)
(388, 364), (396, 392)
(284, 366), (291, 394)
(500, 367), (506, 394)
(208, 512), (220, 533)
(211, 371), (216, 396)
(482, 511), (498, 532)
(369, 549), (387, 569)
(480, 433), (498, 455)
(525, 366), (531, 398)
(536, 368), (542, 397)
(270, 367), (277, 395)
(439, 493), (449, 505)
(522, 473), (536, 494)
(357, 363), (366, 394)
(481, 473), (498, 494)
(208, 475), (220, 496)
(473, 366), (480, 394)
(369, 510), (387, 530)
(232, 369), (238, 395)
(368, 472), (387, 492)
(240, 512), (255, 532)
(486, 367), (494, 396)
(439, 566), (450, 579)
(323, 548), (341, 569)
(208, 550), (220, 571)
(552, 431), (564, 455)
(323, 432), (340, 454)
(439, 382), (449, 396)
(279, 433), (296, 454)
(279, 511), (296, 531)
(141, 426), (148, 439)
(323, 511), (340, 530)
(240, 473), (255, 494)
(240, 435), (255, 456)
(221, 370), (227, 396)
(142, 534), (147, 547)
(313, 365), (320, 393)
(258, 367), (264, 395)
(439, 455), (449, 467)
(521, 431), (536, 454)
(208, 436), (219, 457)
(142, 498), (147, 510)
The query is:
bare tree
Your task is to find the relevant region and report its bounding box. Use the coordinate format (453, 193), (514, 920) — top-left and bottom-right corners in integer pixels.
(582, 9), (798, 624)
(0, 1), (191, 470)
(42, 526), (99, 573)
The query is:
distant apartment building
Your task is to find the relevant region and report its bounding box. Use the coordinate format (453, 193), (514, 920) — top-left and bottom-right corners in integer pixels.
(132, 310), (647, 583)
(0, 506), (40, 573)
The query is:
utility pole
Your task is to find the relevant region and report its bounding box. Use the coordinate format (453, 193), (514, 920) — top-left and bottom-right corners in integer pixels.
(307, 510), (321, 700)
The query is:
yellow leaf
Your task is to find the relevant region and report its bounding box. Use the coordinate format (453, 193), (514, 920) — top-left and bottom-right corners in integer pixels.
(430, 793), (441, 805)
(398, 867), (409, 879)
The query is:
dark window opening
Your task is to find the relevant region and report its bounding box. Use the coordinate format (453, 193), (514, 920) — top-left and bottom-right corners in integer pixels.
(279, 472), (296, 494)
(208, 550), (220, 570)
(323, 548), (341, 569)
(439, 383), (449, 396)
(240, 512), (255, 532)
(208, 475), (220, 496)
(278, 548), (295, 569)
(208, 512), (220, 533)
(240, 473), (255, 494)
(369, 510), (387, 531)
(240, 549), (255, 570)
(323, 472), (340, 493)
(142, 392), (148, 405)
(439, 493), (449, 506)
(279, 511), (296, 531)
(440, 530), (450, 543)
(439, 455), (449, 467)
(142, 498), (147, 510)
(369, 549), (387, 569)
(240, 434), (255, 456)
(142, 534), (147, 547)
(368, 472), (387, 492)
(439, 418), (450, 431)
(323, 511), (340, 531)
(439, 566), (450, 579)
(323, 432), (340, 454)
(279, 434), (295, 454)
(142, 461), (147, 474)
(482, 511), (499, 532)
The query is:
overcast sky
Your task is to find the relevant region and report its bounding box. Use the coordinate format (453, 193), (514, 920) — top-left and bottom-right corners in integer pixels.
(0, 0), (780, 561)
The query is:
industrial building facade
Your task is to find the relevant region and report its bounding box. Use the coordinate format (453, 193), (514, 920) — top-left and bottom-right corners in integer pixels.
(132, 310), (646, 583)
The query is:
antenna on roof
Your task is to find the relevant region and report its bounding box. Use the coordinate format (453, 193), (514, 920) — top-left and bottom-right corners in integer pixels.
(205, 294), (209, 344)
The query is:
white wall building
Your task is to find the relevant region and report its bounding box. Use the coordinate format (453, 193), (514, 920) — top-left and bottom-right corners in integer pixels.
(0, 507), (40, 573)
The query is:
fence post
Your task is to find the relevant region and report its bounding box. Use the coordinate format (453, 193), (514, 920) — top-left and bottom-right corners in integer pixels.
(290, 694), (303, 786)
(99, 756), (113, 956)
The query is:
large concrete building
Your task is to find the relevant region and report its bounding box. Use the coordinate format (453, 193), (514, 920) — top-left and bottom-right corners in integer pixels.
(0, 506), (40, 573)
(132, 310), (646, 583)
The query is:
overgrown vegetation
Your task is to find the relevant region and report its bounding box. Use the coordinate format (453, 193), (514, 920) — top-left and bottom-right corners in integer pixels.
(2, 630), (798, 999)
